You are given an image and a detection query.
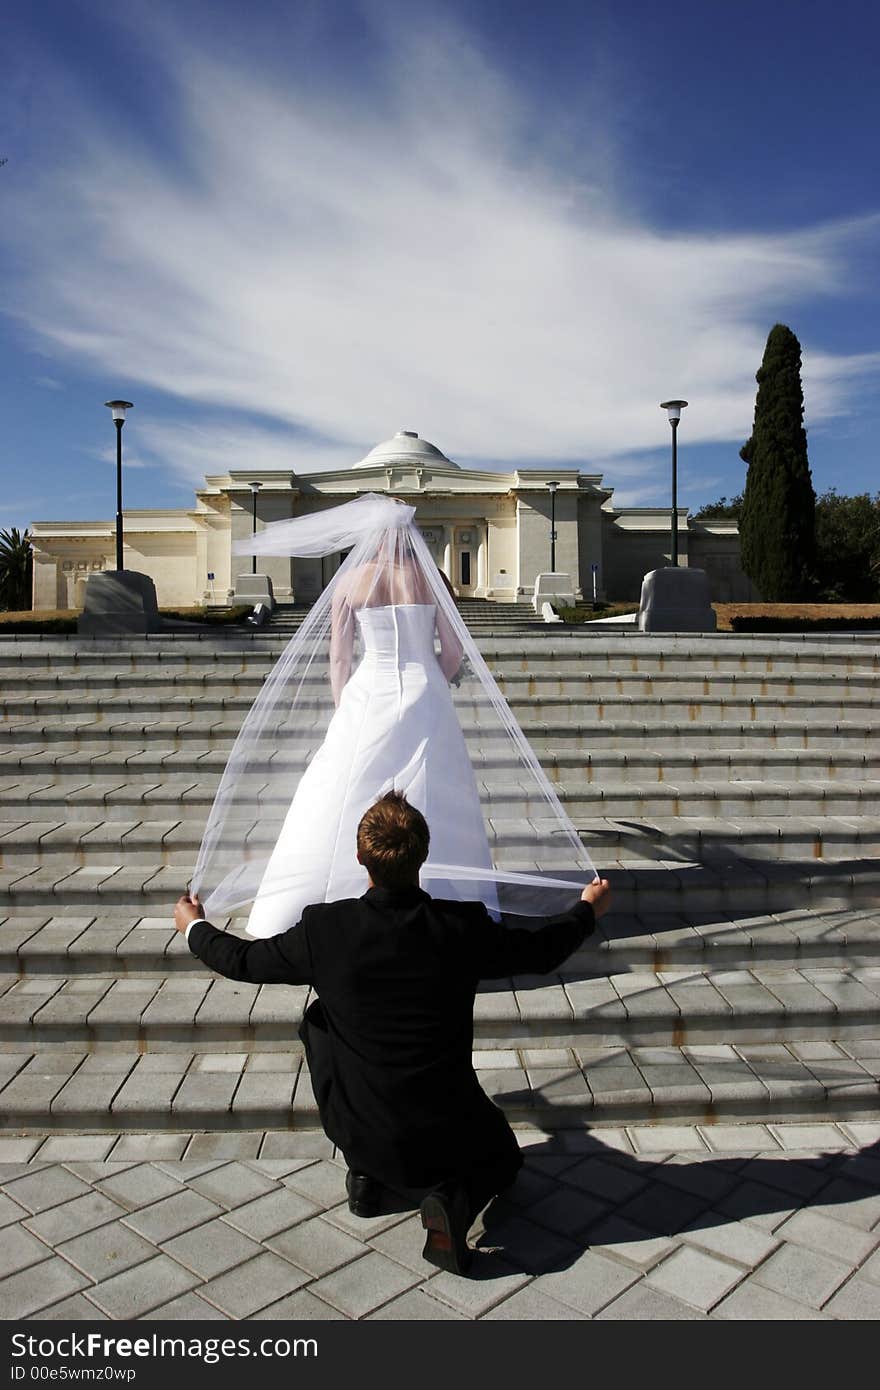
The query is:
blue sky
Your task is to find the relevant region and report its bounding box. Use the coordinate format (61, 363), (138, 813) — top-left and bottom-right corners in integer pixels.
(2, 0), (879, 532)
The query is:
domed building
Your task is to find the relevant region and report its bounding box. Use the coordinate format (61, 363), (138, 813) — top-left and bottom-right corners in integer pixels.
(29, 429), (753, 610)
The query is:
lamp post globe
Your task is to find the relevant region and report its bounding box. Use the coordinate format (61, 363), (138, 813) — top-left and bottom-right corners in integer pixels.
(248, 482), (262, 576)
(659, 400), (687, 566)
(547, 480), (560, 572)
(104, 400), (134, 572)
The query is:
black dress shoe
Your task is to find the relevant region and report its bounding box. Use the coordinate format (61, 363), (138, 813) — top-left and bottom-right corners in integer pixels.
(420, 1181), (472, 1275)
(345, 1170), (382, 1218)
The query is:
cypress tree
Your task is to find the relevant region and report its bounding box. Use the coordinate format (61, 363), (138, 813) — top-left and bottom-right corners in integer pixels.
(739, 324), (817, 600)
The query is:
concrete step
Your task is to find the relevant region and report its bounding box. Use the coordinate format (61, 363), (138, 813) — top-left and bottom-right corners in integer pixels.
(3, 633), (879, 676)
(1, 855), (877, 917)
(0, 785), (876, 833)
(3, 667), (880, 705)
(3, 907), (880, 978)
(3, 964), (880, 1055)
(3, 1040), (877, 1132)
(1, 814), (879, 870)
(4, 688), (879, 722)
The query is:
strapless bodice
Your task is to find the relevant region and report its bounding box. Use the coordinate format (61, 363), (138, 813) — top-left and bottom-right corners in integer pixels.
(355, 604), (437, 664)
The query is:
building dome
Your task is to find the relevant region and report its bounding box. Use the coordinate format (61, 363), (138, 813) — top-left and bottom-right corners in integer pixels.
(353, 429), (459, 470)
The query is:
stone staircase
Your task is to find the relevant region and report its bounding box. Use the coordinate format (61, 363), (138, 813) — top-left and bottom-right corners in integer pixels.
(268, 598), (546, 635)
(0, 629), (878, 1141)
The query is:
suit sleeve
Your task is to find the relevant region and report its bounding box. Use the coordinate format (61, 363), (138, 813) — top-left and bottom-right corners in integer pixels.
(187, 913), (315, 984)
(471, 899), (595, 980)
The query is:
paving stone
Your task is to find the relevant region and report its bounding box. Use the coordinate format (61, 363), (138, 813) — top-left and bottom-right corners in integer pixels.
(0, 1137), (42, 1162)
(654, 1159), (741, 1205)
(223, 1186), (322, 1240)
(824, 1276), (880, 1319)
(24, 1191), (128, 1245)
(250, 1288), (346, 1320)
(368, 1288), (469, 1319)
(630, 1126), (709, 1155)
(520, 1187), (606, 1238)
(715, 1180), (796, 1232)
(681, 1217), (780, 1267)
(699, 1125), (781, 1153)
(95, 1165), (185, 1210)
(308, 1249), (421, 1318)
(617, 1181), (711, 1236)
(142, 1292), (230, 1320)
(769, 1123), (852, 1151)
(185, 1133), (264, 1160)
(51, 1071), (128, 1120)
(85, 1253), (201, 1319)
(232, 1072), (297, 1113)
(197, 1251), (311, 1318)
(806, 1177), (880, 1231)
(267, 1215), (368, 1277)
(0, 1190), (28, 1227)
(162, 1217), (264, 1278)
(58, 1221), (157, 1280)
(483, 1284), (589, 1319)
(172, 1072), (239, 1115)
(0, 1224), (56, 1278)
(536, 1247), (640, 1315)
(282, 1158), (349, 1206)
(839, 1122), (880, 1147)
(123, 1190), (225, 1244)
(713, 1281), (829, 1320)
(30, 1294), (111, 1321)
(187, 1161), (278, 1207)
(245, 1052), (300, 1072)
(111, 1068), (185, 1116)
(0, 1257), (92, 1318)
(584, 1216), (678, 1272)
(774, 1207), (878, 1265)
(485, 1212), (580, 1273)
(2, 1165), (93, 1214)
(752, 1242), (852, 1308)
(258, 1131), (334, 1159)
(646, 1245), (746, 1311)
(598, 1283), (707, 1320)
(110, 1135), (191, 1162)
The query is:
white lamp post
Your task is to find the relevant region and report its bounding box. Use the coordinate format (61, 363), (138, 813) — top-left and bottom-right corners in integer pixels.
(660, 400), (687, 566)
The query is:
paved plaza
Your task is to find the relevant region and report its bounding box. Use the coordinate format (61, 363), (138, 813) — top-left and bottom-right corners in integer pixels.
(1, 1121), (879, 1322)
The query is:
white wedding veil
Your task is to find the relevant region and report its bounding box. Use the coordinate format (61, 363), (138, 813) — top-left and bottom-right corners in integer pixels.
(191, 493), (596, 926)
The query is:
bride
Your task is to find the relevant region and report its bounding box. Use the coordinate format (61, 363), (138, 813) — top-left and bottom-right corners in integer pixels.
(191, 493), (595, 935)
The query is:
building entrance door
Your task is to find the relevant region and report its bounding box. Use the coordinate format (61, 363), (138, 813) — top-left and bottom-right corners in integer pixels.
(454, 528), (477, 596)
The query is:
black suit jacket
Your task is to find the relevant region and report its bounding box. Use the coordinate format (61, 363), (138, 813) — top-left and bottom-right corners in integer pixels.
(188, 886), (594, 1187)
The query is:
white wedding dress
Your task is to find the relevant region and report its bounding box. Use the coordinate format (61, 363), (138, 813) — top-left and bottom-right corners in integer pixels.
(245, 603), (493, 938)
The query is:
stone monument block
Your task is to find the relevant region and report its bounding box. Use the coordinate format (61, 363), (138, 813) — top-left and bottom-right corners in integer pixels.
(637, 566), (717, 633)
(77, 571), (163, 636)
(533, 572), (575, 612)
(233, 574), (276, 609)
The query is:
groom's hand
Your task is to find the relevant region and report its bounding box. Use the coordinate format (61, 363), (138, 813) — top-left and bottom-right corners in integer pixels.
(174, 893), (204, 934)
(581, 877), (611, 918)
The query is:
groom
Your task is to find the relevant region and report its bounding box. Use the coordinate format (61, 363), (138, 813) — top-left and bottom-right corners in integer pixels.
(174, 791), (610, 1275)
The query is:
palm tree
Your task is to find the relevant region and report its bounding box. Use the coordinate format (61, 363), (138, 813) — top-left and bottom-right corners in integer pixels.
(0, 527), (34, 611)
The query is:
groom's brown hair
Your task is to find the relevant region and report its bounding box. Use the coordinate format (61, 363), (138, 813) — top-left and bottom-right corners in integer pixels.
(357, 791), (430, 888)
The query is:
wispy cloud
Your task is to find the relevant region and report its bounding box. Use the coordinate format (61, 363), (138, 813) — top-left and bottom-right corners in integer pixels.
(3, 4), (879, 480)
